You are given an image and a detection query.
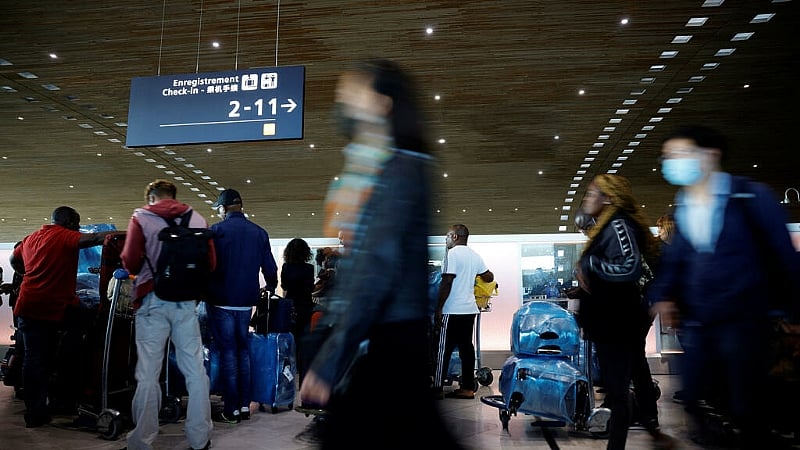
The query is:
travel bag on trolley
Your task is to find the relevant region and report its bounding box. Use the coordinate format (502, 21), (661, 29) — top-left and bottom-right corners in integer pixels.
(481, 300), (611, 435)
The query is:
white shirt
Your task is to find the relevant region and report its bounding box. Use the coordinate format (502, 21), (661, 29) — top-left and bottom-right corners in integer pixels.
(441, 245), (489, 315)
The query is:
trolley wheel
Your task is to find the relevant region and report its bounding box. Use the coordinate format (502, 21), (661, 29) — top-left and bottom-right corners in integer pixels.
(160, 396), (182, 424)
(476, 367), (493, 386)
(97, 410), (124, 440)
(499, 409), (511, 430)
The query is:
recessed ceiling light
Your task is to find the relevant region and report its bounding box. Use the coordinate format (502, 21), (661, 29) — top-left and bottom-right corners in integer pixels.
(702, 62), (719, 70)
(743, 84), (750, 88)
(308, 144), (314, 148)
(49, 53), (58, 59)
(657, 107), (672, 114)
(538, 170), (543, 175)
(642, 125), (655, 131)
(640, 77), (656, 84)
(212, 41), (220, 48)
(609, 118), (622, 124)
(635, 133), (647, 139)
(623, 99), (637, 105)
(620, 18), (629, 25)
(649, 117), (663, 123)
(603, 127), (616, 132)
(615, 109), (629, 115)
(676, 87), (693, 94)
(18, 71), (38, 79)
(672, 35), (693, 44)
(686, 17), (709, 27)
(438, 138), (446, 144)
(715, 48), (736, 57)
(598, 135), (610, 140)
(701, 0), (724, 6)
(623, 149), (634, 154)
(660, 51), (678, 59)
(688, 75), (706, 82)
(732, 32), (754, 41)
(426, 27), (433, 35)
(434, 94), (440, 100)
(628, 141), (640, 146)
(0, 58), (12, 66)
(649, 65), (666, 71)
(578, 89), (585, 95)
(442, 173), (448, 178)
(751, 13), (775, 24)
(554, 135), (560, 140)
(630, 89), (646, 96)
(1, 86), (17, 92)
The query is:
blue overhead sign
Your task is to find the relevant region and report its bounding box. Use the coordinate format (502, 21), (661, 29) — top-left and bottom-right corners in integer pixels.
(126, 65), (305, 147)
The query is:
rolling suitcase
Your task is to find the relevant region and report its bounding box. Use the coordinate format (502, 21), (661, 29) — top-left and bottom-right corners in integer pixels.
(249, 332), (296, 413)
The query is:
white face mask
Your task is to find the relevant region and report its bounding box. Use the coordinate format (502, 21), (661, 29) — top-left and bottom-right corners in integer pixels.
(661, 157), (703, 186)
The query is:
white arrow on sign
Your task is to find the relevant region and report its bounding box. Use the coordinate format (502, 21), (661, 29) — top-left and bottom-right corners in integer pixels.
(280, 98), (297, 113)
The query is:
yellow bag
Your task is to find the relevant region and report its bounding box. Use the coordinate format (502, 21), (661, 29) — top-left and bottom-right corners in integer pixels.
(474, 276), (498, 310)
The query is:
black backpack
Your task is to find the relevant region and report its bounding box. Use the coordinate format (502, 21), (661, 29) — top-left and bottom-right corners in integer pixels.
(145, 210), (214, 301)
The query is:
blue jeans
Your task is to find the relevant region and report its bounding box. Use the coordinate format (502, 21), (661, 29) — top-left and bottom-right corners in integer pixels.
(127, 293), (212, 450)
(207, 305), (252, 415)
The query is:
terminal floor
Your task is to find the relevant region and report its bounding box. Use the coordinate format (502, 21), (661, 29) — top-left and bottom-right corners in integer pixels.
(5, 370), (793, 450)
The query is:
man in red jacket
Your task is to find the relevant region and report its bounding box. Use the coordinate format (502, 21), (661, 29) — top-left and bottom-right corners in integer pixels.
(11, 206), (113, 428)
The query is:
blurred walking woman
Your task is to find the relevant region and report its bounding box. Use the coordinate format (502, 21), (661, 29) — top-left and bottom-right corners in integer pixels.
(576, 174), (674, 450)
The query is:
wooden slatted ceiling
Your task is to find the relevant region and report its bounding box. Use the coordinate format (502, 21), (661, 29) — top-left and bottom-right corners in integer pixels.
(0, 0), (798, 242)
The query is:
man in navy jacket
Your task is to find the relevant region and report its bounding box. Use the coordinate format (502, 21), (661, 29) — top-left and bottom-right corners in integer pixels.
(647, 125), (800, 449)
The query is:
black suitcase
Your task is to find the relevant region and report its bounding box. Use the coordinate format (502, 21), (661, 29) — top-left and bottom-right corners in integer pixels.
(251, 289), (295, 335)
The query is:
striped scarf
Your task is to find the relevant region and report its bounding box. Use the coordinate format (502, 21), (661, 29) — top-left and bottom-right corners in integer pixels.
(323, 136), (394, 246)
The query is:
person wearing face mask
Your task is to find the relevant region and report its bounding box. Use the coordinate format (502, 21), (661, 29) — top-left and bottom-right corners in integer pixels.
(576, 175), (674, 450)
(299, 59), (464, 448)
(646, 125), (800, 449)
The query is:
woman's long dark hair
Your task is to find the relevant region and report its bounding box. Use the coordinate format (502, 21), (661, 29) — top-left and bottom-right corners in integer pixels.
(359, 59), (429, 153)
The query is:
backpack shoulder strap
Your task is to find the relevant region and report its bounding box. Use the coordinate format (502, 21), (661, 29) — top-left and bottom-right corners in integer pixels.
(173, 209), (193, 228)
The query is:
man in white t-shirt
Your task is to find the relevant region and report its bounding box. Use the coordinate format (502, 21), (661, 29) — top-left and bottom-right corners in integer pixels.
(433, 224), (494, 399)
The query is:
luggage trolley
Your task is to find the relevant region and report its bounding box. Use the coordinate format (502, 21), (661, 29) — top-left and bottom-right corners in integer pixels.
(480, 301), (611, 436)
(76, 232), (137, 440)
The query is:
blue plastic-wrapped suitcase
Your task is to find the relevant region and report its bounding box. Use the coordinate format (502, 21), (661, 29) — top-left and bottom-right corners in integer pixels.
(499, 354), (590, 424)
(249, 332), (296, 413)
(511, 300), (581, 357)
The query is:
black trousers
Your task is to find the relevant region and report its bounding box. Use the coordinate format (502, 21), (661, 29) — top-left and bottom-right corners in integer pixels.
(322, 320), (464, 449)
(594, 336), (660, 450)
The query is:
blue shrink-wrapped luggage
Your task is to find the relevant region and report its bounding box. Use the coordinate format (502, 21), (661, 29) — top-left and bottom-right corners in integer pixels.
(249, 332), (296, 412)
(511, 301), (581, 357)
(499, 354), (589, 424)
